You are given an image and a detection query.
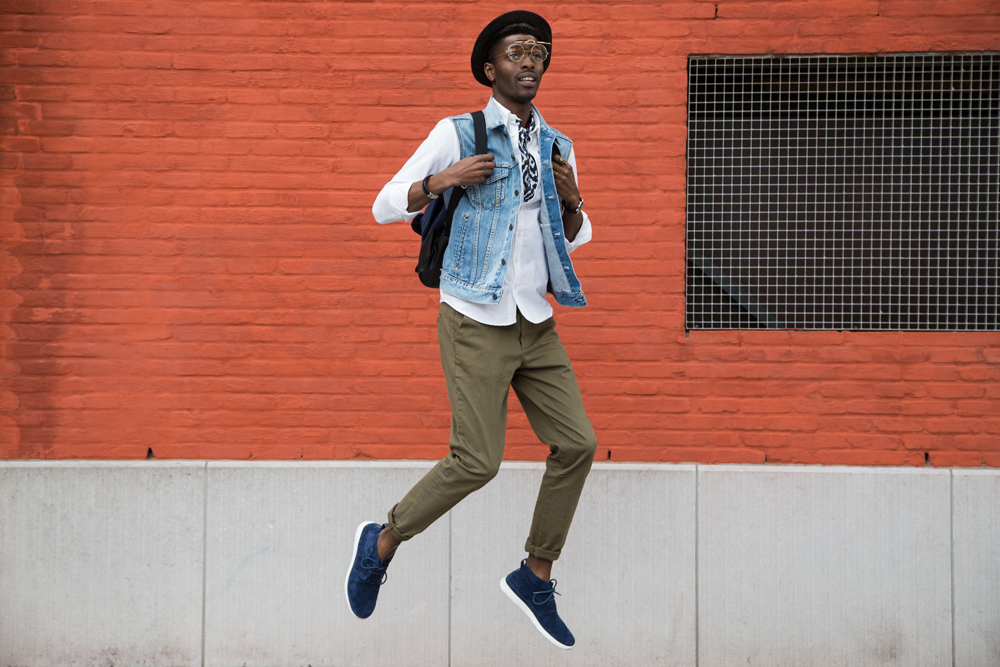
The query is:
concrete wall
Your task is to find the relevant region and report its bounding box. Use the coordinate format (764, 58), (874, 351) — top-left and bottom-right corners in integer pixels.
(1, 460), (997, 666)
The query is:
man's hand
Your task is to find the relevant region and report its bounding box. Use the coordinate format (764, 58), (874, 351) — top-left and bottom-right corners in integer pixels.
(442, 154), (496, 188)
(554, 155), (584, 242)
(406, 154), (495, 213)
(552, 155), (581, 211)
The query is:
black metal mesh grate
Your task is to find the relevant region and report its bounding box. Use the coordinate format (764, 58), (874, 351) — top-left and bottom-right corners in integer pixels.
(686, 54), (1000, 330)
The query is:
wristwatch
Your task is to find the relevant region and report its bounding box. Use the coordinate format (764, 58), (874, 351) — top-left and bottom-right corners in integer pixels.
(422, 175), (440, 200)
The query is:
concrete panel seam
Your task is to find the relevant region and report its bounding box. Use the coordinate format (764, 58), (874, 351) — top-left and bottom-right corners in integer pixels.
(695, 464), (700, 667)
(448, 510), (452, 667)
(201, 461), (208, 667)
(950, 469), (956, 667)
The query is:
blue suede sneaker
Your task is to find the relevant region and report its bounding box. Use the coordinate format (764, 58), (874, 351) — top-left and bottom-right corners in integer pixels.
(345, 521), (393, 619)
(500, 559), (575, 649)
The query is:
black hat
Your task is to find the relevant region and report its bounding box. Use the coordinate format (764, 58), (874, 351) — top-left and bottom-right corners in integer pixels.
(470, 11), (552, 88)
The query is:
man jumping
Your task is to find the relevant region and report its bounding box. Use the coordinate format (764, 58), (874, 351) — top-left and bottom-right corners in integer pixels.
(353, 11), (597, 649)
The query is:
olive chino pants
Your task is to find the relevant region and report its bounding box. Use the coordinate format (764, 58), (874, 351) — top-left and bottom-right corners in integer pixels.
(386, 303), (597, 561)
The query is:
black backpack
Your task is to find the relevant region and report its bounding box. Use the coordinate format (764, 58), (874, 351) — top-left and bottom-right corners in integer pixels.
(411, 110), (488, 288)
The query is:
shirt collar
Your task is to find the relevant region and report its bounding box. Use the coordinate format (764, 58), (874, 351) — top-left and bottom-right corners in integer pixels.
(490, 97), (538, 136)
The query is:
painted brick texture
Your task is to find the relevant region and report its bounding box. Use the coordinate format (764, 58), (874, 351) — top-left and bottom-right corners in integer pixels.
(1, 1), (998, 465)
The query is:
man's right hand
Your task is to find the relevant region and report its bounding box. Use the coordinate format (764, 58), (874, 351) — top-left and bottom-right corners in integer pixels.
(441, 154), (495, 188)
(406, 154), (496, 213)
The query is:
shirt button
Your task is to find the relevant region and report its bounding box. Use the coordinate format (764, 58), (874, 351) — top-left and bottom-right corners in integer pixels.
(515, 190), (519, 196)
(509, 224), (513, 230)
(492, 294), (498, 300)
(501, 259), (506, 265)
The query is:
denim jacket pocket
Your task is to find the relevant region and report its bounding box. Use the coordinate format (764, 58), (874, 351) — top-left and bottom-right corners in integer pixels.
(468, 166), (510, 210)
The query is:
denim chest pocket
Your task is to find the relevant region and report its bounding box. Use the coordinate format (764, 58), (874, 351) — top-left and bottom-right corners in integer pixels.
(468, 165), (510, 209)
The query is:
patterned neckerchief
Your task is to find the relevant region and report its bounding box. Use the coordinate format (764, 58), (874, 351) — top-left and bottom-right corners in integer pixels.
(517, 110), (538, 203)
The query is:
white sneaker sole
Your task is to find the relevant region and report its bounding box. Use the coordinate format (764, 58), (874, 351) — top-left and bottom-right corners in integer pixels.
(345, 521), (378, 619)
(500, 576), (573, 650)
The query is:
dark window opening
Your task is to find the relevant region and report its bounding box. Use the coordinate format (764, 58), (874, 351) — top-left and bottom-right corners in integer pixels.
(686, 54), (999, 331)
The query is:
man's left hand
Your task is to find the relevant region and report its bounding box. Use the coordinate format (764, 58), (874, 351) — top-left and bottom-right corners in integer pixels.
(553, 156), (581, 212)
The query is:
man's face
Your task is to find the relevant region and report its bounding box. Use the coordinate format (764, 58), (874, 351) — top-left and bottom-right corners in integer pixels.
(484, 33), (545, 104)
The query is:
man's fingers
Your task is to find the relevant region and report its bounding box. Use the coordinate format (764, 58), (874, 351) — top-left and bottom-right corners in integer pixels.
(554, 160), (574, 175)
(472, 153), (494, 167)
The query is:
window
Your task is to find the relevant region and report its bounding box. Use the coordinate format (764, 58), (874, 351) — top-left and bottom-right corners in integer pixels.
(686, 54), (999, 330)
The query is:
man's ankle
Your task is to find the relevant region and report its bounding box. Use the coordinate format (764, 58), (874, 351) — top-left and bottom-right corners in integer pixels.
(526, 554), (552, 582)
(377, 527), (400, 561)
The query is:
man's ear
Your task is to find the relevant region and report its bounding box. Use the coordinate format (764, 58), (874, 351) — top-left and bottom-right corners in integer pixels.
(484, 62), (495, 83)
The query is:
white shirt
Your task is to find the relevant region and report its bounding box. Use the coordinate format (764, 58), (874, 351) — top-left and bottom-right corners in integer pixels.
(372, 97), (592, 326)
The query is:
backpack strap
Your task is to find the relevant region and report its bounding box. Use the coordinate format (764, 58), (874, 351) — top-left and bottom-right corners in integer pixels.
(472, 109), (487, 156)
(442, 169), (463, 221)
(443, 110), (487, 218)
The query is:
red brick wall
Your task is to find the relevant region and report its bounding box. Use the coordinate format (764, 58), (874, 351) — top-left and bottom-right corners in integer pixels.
(2, 0), (998, 465)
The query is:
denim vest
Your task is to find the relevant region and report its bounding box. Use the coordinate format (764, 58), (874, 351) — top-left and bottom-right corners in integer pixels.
(439, 103), (588, 308)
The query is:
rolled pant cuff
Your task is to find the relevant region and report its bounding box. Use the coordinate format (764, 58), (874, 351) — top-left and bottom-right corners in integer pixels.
(386, 505), (411, 543)
(524, 539), (561, 562)
(387, 524), (408, 543)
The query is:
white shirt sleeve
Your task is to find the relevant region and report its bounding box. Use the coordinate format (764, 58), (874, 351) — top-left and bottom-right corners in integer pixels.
(563, 145), (592, 253)
(372, 118), (462, 225)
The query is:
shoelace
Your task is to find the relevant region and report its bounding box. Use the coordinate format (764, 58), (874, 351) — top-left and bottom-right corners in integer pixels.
(359, 545), (398, 585)
(532, 579), (561, 605)
(359, 556), (389, 584)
